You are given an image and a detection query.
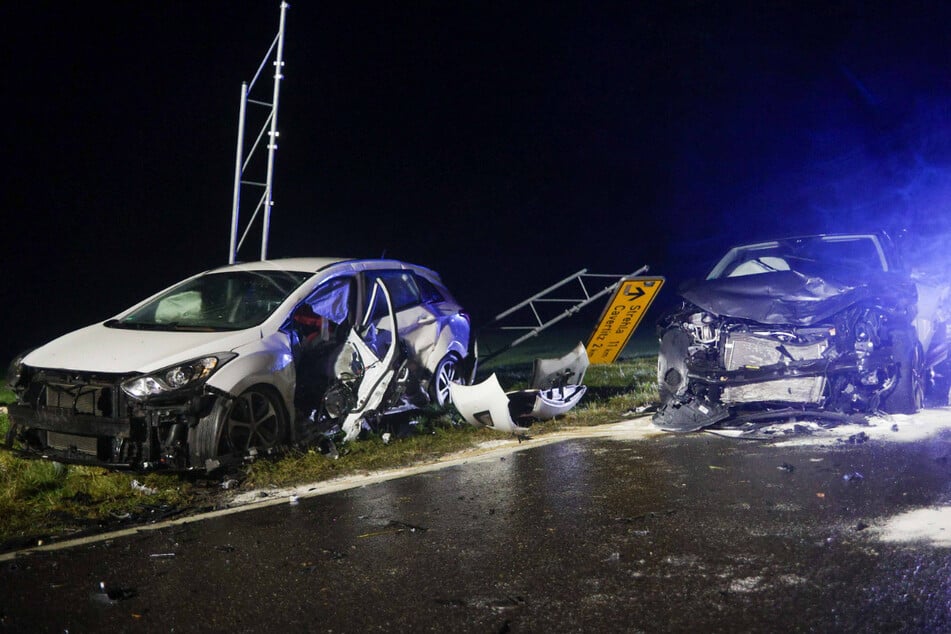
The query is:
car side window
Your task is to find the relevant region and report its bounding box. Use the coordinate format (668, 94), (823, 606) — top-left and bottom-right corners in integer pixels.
(415, 274), (445, 303)
(365, 271), (421, 321)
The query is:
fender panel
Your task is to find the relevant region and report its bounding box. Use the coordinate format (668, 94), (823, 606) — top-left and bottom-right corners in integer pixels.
(205, 332), (296, 428)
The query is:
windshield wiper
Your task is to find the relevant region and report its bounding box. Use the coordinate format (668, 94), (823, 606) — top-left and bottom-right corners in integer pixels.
(752, 258), (780, 272)
(104, 319), (224, 332)
(104, 319), (163, 330)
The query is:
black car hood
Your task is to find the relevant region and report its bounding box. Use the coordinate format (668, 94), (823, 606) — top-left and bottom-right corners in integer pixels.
(680, 270), (912, 326)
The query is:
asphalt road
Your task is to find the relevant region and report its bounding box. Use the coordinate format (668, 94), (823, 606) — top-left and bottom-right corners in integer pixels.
(1, 415), (950, 633)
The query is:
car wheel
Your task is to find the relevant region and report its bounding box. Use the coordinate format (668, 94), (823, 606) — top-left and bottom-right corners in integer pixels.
(192, 388), (285, 470)
(883, 329), (924, 414)
(657, 328), (691, 402)
(4, 421), (19, 448)
(220, 387), (289, 455)
(429, 353), (464, 407)
(926, 359), (951, 407)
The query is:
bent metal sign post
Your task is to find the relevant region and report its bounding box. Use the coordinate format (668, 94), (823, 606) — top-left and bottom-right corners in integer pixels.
(586, 277), (664, 364)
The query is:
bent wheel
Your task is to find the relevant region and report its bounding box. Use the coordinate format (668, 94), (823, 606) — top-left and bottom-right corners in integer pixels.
(430, 354), (464, 407)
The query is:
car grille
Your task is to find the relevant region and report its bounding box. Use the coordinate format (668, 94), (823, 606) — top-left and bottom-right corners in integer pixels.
(41, 376), (118, 417)
(721, 332), (827, 404)
(47, 431), (98, 456)
(723, 332), (828, 370)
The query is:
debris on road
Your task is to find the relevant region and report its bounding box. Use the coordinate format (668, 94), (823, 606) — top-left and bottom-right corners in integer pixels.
(130, 480), (157, 495)
(845, 432), (870, 444)
(90, 581), (137, 605)
(357, 519), (428, 538)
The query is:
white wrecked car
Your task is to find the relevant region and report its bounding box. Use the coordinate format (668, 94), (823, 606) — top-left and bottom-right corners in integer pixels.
(6, 258), (472, 470)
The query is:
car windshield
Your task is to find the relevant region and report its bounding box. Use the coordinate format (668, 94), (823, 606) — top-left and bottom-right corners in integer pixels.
(107, 269), (311, 331)
(706, 234), (889, 280)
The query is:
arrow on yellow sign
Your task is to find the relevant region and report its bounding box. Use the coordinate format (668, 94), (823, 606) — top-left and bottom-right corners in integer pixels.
(585, 277), (665, 364)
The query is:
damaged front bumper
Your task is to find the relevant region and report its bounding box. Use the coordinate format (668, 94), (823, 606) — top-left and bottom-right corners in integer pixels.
(5, 370), (221, 470)
(449, 342), (591, 434)
(655, 351), (897, 432)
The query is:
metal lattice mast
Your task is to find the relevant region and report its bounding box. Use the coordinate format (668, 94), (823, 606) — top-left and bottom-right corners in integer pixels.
(228, 1), (289, 264)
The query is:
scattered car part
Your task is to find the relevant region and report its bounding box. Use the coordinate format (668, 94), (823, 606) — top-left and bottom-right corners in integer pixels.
(530, 341), (590, 389)
(504, 384), (588, 420)
(451, 343), (590, 432)
(505, 342), (590, 418)
(449, 374), (530, 435)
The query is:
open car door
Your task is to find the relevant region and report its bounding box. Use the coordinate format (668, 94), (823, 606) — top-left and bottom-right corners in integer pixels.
(340, 278), (400, 441)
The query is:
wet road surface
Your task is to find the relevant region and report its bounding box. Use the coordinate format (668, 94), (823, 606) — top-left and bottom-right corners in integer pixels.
(2, 421), (950, 632)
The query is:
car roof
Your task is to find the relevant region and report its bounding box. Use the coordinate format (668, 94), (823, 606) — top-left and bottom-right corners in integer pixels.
(730, 231), (889, 248)
(208, 257), (350, 274)
(206, 257), (443, 280)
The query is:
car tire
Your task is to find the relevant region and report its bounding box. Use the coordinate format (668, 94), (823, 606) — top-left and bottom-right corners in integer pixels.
(883, 329), (924, 415)
(657, 328), (691, 402)
(926, 360), (951, 407)
(4, 421), (19, 448)
(429, 353), (464, 407)
(192, 386), (289, 469)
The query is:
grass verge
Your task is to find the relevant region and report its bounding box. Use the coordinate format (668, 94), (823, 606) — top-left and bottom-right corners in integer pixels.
(0, 356), (657, 550)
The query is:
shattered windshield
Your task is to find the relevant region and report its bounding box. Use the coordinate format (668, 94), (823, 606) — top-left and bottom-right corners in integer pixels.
(107, 270), (311, 331)
(707, 235), (888, 280)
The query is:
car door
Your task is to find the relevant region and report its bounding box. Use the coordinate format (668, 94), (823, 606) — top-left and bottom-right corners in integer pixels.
(340, 277), (399, 441)
(363, 270), (439, 364)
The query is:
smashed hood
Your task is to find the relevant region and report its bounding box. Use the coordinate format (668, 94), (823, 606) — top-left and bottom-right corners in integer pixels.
(680, 270), (914, 326)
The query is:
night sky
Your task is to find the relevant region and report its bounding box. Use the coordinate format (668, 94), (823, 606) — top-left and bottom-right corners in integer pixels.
(3, 1), (951, 365)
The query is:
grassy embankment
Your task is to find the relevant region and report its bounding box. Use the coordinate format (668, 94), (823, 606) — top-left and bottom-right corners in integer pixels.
(0, 343), (658, 549)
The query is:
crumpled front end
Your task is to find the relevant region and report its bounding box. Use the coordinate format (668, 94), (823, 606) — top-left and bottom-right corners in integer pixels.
(6, 364), (221, 470)
(654, 299), (909, 432)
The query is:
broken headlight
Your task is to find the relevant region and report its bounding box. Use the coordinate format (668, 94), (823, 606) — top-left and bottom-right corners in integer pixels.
(121, 353), (237, 399)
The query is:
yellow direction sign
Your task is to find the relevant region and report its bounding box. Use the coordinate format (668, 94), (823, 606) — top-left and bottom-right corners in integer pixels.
(586, 277), (665, 364)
